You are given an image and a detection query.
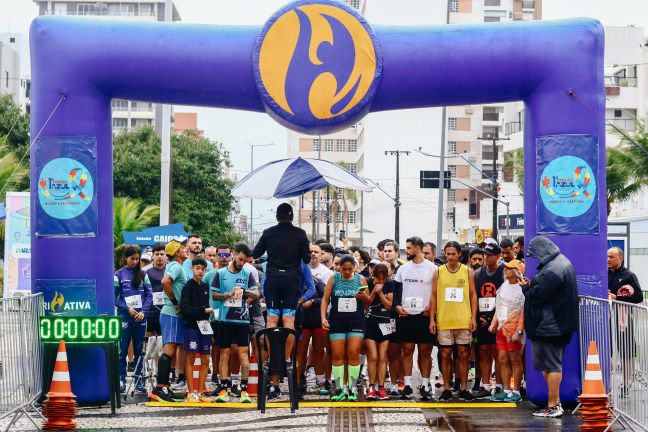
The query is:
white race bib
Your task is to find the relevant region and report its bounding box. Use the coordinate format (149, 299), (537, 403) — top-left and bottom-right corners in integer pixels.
(125, 294), (142, 309)
(498, 305), (509, 322)
(152, 292), (165, 306)
(445, 288), (464, 303)
(225, 295), (242, 308)
(404, 296), (424, 314)
(479, 297), (496, 312)
(337, 298), (357, 313)
(197, 320), (213, 335)
(378, 322), (394, 336)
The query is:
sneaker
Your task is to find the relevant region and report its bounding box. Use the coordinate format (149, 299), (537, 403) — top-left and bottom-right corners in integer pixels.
(198, 394), (214, 403)
(458, 390), (474, 401)
(397, 379), (405, 392)
(490, 391), (510, 402)
(505, 391), (522, 403)
(366, 386), (377, 400)
(119, 380), (126, 393)
(473, 387), (492, 399)
(186, 392), (200, 403)
(439, 389), (453, 402)
(214, 389), (230, 402)
(347, 389), (359, 402)
(267, 386), (281, 401)
(135, 381), (147, 394)
(230, 385), (241, 397)
(390, 387), (401, 397)
(317, 381), (329, 395)
(240, 390), (252, 403)
(211, 373), (219, 383)
(331, 388), (346, 402)
(377, 387), (389, 400)
(324, 380), (332, 392)
(170, 379), (187, 392)
(532, 404), (564, 418)
(419, 385), (432, 401)
(150, 386), (179, 403)
(400, 385), (414, 400)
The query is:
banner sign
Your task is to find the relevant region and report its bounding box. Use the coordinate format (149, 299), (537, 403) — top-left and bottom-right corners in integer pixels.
(36, 279), (97, 316)
(498, 213), (524, 230)
(122, 223), (188, 246)
(536, 134), (599, 235)
(3, 192), (31, 298)
(34, 136), (98, 237)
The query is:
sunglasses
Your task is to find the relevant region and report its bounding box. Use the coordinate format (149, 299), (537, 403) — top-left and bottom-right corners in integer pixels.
(218, 252), (232, 258)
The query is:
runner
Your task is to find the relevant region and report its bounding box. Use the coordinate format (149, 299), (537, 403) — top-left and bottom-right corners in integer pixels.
(211, 243), (259, 403)
(309, 243), (333, 283)
(319, 243), (335, 271)
(145, 242), (167, 337)
(183, 234), (213, 278)
(202, 244), (229, 385)
(430, 241), (477, 402)
(423, 242), (437, 262)
(489, 259), (526, 403)
(383, 241), (400, 269)
(321, 255), (370, 402)
(469, 248), (485, 271)
(383, 260), (403, 397)
(394, 237), (437, 401)
(363, 263), (394, 401)
(499, 238), (515, 263)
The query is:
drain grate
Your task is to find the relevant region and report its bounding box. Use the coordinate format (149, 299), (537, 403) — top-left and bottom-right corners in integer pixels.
(327, 407), (373, 432)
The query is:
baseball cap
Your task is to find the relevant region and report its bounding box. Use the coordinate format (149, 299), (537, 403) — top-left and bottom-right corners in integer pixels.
(276, 203), (294, 220)
(165, 240), (185, 257)
(483, 243), (501, 255)
(368, 258), (381, 266)
(140, 252), (152, 262)
(504, 259), (526, 274)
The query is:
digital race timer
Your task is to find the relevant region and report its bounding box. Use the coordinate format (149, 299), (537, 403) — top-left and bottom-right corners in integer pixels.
(39, 316), (122, 342)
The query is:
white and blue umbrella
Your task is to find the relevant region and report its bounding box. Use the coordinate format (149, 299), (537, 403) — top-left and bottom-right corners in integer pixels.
(232, 157), (373, 199)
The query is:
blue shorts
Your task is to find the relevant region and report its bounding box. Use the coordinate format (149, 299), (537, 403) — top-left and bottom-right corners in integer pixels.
(183, 328), (212, 355)
(160, 313), (184, 345)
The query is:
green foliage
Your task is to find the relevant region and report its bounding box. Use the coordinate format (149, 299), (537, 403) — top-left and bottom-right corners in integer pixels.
(0, 95), (30, 192)
(503, 148), (524, 194)
(113, 197), (160, 246)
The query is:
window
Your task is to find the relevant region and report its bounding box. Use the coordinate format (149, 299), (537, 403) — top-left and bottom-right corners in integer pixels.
(448, 165), (457, 178)
(484, 16), (500, 22)
(9, 37), (15, 43)
(348, 0), (360, 9)
(348, 163), (358, 174)
(449, 0), (458, 13)
(522, 0), (535, 9)
(139, 3), (153, 16)
(112, 118), (127, 130)
(336, 139), (345, 152)
(482, 126), (499, 139)
(120, 3), (136, 15)
(77, 4), (96, 15)
(348, 139), (357, 152)
(337, 188), (345, 199)
(325, 139), (334, 152)
(112, 99), (128, 110)
(448, 117), (457, 130)
(348, 210), (357, 224)
(336, 212), (343, 224)
(483, 106), (500, 121)
(523, 10), (534, 20)
(313, 138), (321, 151)
(614, 110), (623, 118)
(448, 189), (456, 201)
(448, 141), (457, 155)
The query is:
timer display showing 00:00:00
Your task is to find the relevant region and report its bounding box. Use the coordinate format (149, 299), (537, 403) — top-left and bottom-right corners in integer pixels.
(39, 316), (122, 342)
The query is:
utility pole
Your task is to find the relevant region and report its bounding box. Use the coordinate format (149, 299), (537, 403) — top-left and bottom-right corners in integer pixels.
(248, 142), (274, 244)
(159, 0), (173, 225)
(436, 0), (451, 249)
(385, 150), (410, 244)
(477, 133), (509, 239)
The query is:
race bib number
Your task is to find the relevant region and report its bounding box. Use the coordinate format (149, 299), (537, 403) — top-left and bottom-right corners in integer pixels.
(404, 297), (424, 314)
(125, 295), (142, 309)
(445, 288), (464, 303)
(338, 298), (357, 313)
(378, 322), (394, 336)
(479, 298), (496, 312)
(152, 292), (165, 306)
(498, 306), (509, 322)
(225, 295), (242, 308)
(197, 320), (213, 335)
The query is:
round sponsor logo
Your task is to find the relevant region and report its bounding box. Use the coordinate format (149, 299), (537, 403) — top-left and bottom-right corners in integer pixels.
(38, 157), (94, 220)
(539, 156), (596, 217)
(254, 0), (382, 133)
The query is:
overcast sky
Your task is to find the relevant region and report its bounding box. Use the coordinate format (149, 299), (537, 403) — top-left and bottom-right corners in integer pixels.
(2, 0), (647, 229)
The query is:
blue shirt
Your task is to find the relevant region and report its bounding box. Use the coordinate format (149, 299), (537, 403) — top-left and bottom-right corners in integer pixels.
(114, 266), (152, 318)
(211, 266), (257, 324)
(161, 260), (187, 317)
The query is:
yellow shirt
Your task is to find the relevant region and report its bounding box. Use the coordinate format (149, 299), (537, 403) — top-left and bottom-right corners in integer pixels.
(436, 263), (471, 330)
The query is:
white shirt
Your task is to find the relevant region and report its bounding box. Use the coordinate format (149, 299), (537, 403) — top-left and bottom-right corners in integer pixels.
(310, 263), (333, 284)
(243, 262), (260, 286)
(395, 259), (437, 315)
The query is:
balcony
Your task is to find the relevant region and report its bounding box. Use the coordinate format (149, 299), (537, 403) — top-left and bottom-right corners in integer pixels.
(47, 9), (156, 18)
(606, 118), (637, 132)
(605, 76), (638, 87)
(505, 121), (521, 136)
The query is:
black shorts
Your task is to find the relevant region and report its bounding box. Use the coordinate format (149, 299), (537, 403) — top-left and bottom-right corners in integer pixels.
(264, 274), (302, 312)
(146, 310), (161, 334)
(475, 326), (496, 345)
(329, 312), (366, 337)
(396, 314), (435, 344)
(211, 321), (220, 345)
(301, 309), (323, 331)
(216, 322), (249, 348)
(365, 319), (392, 343)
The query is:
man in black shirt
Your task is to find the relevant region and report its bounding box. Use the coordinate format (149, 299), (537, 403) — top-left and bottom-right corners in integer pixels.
(608, 247), (643, 303)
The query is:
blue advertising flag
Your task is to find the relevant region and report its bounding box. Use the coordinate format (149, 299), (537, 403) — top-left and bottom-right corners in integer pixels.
(536, 134), (599, 235)
(34, 136), (98, 237)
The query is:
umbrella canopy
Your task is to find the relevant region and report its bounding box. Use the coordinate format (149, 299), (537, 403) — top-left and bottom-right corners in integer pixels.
(232, 157), (373, 199)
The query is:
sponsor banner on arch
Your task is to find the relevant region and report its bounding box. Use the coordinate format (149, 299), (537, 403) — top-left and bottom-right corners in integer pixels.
(536, 134), (599, 235)
(36, 279), (97, 316)
(2, 192), (31, 298)
(34, 136), (98, 237)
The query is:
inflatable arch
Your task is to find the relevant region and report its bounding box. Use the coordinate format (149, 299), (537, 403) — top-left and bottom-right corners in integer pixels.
(31, 0), (606, 403)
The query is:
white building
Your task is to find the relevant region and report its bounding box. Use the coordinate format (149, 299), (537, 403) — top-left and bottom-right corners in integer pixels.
(0, 33), (30, 112)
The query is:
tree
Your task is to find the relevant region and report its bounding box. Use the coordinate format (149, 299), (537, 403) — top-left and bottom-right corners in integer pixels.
(113, 197), (160, 246)
(503, 148), (524, 194)
(0, 94), (30, 191)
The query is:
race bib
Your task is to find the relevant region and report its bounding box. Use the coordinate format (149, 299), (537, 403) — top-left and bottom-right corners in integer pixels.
(378, 322), (394, 336)
(213, 309), (220, 321)
(152, 292), (165, 306)
(479, 297), (496, 312)
(225, 295), (242, 308)
(498, 306), (508, 322)
(337, 298), (357, 313)
(197, 320), (213, 335)
(125, 294), (142, 309)
(445, 288), (464, 303)
(404, 296), (424, 314)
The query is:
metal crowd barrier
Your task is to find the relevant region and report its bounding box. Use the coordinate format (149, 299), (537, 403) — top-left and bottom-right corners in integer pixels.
(0, 293), (45, 431)
(578, 295), (612, 393)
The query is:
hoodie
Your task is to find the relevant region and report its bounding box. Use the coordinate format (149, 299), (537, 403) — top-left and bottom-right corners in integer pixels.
(522, 236), (578, 342)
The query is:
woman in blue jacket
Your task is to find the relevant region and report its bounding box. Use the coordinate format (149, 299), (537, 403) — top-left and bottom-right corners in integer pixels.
(115, 245), (153, 393)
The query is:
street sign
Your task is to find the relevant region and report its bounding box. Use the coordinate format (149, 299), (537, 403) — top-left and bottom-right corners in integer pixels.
(420, 171), (452, 189)
(498, 213), (524, 230)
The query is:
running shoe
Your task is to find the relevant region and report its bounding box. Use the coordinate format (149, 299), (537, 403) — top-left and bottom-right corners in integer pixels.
(347, 389), (358, 402)
(324, 380), (332, 392)
(504, 391), (522, 403)
(532, 403), (564, 418)
(397, 379), (405, 392)
(170, 379), (187, 392)
(390, 386), (401, 398)
(186, 392), (200, 403)
(458, 390), (474, 401)
(489, 391), (509, 402)
(419, 385), (432, 401)
(198, 394), (214, 403)
(119, 380), (126, 393)
(331, 388), (347, 402)
(439, 389), (453, 402)
(377, 387), (389, 400)
(214, 389), (230, 402)
(211, 373), (219, 383)
(135, 381), (147, 394)
(267, 386), (282, 401)
(150, 386), (179, 403)
(400, 385), (414, 400)
(366, 385), (377, 400)
(240, 390), (252, 403)
(230, 385), (241, 397)
(472, 387), (492, 399)
(317, 381), (329, 395)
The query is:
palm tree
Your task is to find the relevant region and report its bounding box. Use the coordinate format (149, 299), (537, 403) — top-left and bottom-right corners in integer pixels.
(113, 197), (160, 247)
(606, 147), (644, 216)
(503, 148), (524, 194)
(328, 161), (359, 237)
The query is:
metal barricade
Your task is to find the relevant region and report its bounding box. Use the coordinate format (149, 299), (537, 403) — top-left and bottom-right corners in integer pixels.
(579, 296), (612, 393)
(609, 299), (648, 431)
(0, 294), (45, 431)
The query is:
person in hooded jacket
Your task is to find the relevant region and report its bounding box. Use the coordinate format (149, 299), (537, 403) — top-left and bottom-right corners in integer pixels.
(522, 236), (578, 418)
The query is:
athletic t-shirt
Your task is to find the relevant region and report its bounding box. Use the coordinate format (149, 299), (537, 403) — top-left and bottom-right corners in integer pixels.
(366, 278), (394, 322)
(182, 258), (213, 279)
(161, 260), (188, 317)
(329, 273), (365, 319)
(475, 265), (504, 328)
(394, 260), (436, 315)
(436, 264), (471, 330)
(211, 266), (257, 324)
(146, 266), (165, 312)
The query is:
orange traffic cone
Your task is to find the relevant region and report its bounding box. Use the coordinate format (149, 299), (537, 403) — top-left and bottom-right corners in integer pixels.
(578, 341), (611, 432)
(43, 340), (78, 431)
(192, 353), (202, 393)
(248, 355), (259, 397)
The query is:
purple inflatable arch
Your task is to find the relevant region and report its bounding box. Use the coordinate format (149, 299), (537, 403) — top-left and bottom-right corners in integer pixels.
(31, 0), (606, 404)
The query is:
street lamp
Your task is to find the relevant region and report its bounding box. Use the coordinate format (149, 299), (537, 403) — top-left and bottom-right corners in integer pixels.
(248, 142), (275, 244)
